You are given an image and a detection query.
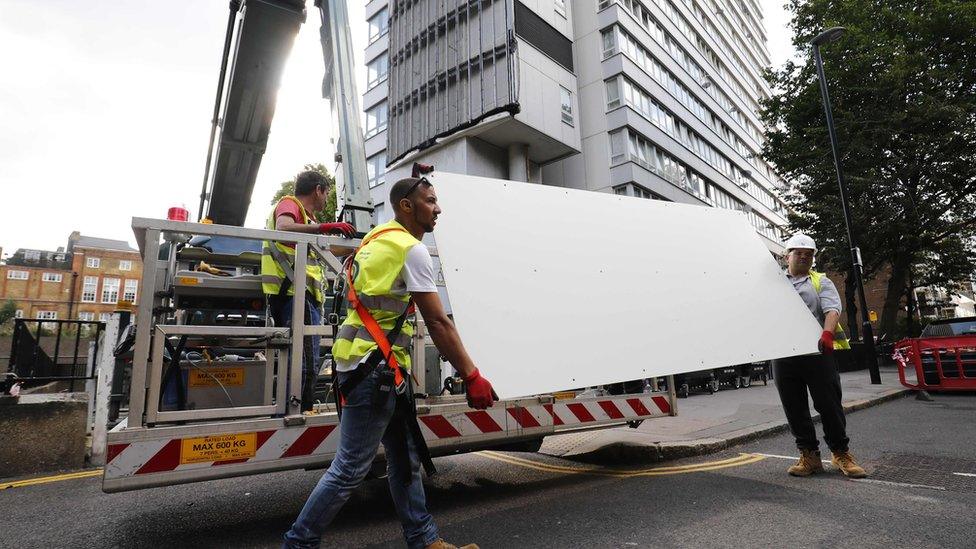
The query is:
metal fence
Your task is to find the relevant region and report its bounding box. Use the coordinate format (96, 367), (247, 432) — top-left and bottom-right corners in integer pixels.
(8, 318), (104, 390)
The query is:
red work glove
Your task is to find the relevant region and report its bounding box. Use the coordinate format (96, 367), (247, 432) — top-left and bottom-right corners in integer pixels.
(818, 330), (835, 354)
(463, 367), (497, 409)
(319, 222), (356, 238)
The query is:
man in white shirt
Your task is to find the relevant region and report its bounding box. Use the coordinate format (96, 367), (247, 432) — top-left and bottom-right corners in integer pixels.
(284, 177), (495, 549)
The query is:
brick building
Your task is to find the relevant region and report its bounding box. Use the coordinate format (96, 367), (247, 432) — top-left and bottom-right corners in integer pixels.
(66, 232), (142, 322)
(824, 267), (891, 340)
(0, 232), (142, 323)
(0, 247), (75, 321)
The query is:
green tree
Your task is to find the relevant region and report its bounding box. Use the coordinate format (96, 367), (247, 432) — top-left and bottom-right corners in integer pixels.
(761, 0), (976, 339)
(0, 299), (17, 326)
(270, 163), (338, 222)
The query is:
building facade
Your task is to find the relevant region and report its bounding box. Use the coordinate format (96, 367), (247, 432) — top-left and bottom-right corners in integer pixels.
(66, 232), (143, 322)
(362, 0), (789, 250)
(0, 232), (142, 323)
(0, 248), (75, 322)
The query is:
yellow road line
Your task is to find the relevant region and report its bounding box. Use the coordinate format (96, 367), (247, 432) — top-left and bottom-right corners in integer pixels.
(511, 451), (755, 473)
(479, 451), (765, 478)
(0, 469), (103, 490)
(481, 450), (756, 474)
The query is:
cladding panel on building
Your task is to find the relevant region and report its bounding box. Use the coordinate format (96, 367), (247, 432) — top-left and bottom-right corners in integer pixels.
(386, 0), (519, 163)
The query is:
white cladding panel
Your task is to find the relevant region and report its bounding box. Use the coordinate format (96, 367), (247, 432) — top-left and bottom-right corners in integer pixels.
(430, 172), (820, 399)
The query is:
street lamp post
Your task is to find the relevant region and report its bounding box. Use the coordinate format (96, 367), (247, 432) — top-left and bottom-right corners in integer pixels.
(810, 26), (882, 384)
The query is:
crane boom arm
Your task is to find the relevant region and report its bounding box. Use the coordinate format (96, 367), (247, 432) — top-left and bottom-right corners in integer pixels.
(199, 0), (373, 230)
(200, 0), (306, 226)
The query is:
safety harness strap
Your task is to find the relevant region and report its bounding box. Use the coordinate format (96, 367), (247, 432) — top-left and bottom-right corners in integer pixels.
(335, 226), (436, 478)
(343, 227), (413, 389)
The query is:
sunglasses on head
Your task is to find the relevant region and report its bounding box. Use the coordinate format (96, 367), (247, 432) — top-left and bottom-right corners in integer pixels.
(402, 177), (429, 200)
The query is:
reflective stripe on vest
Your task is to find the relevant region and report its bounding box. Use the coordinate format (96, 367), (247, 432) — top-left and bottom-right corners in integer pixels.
(261, 196), (325, 303)
(336, 324), (412, 349)
(809, 270), (853, 350)
(332, 219), (419, 369)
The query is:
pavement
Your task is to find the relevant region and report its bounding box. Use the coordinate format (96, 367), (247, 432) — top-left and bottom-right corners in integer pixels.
(539, 365), (909, 463)
(3, 386), (973, 548)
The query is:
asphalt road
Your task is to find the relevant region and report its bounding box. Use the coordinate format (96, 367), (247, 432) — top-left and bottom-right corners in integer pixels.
(2, 392), (974, 549)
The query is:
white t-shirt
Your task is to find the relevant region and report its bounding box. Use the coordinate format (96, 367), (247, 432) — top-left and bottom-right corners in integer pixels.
(392, 243), (438, 295)
(335, 243), (436, 372)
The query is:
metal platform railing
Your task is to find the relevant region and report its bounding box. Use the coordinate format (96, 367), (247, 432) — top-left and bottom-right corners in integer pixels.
(126, 217), (355, 427)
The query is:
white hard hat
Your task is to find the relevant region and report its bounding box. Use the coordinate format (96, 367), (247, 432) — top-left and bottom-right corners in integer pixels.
(785, 233), (817, 253)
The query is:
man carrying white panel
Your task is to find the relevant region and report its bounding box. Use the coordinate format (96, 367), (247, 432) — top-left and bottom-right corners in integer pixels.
(774, 233), (867, 479)
(284, 175), (494, 549)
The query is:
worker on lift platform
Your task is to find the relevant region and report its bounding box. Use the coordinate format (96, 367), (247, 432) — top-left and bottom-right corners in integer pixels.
(262, 170), (356, 411)
(774, 233), (867, 479)
(283, 173), (496, 549)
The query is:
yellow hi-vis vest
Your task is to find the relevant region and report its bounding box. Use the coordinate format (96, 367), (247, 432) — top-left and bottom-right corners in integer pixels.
(261, 196), (326, 303)
(332, 219), (418, 369)
(809, 270), (853, 350)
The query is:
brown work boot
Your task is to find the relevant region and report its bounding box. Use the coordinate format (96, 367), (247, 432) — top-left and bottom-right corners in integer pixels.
(831, 450), (867, 478)
(425, 540), (479, 549)
(787, 449), (825, 477)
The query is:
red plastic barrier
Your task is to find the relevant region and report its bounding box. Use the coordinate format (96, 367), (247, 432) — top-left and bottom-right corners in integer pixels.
(893, 335), (976, 391)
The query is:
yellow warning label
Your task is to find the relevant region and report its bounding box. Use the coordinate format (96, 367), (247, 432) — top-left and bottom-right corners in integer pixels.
(551, 391), (577, 401)
(188, 367), (245, 388)
(177, 276), (200, 285)
(180, 432), (257, 464)
(869, 310), (878, 322)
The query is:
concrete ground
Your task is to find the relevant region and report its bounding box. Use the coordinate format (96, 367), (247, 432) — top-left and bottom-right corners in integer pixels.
(3, 370), (972, 548)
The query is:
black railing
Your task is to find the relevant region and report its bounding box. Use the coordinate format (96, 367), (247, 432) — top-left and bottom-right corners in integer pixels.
(8, 318), (105, 390)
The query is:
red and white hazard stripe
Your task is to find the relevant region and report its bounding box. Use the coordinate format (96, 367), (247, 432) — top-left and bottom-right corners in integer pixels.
(105, 424), (341, 479)
(548, 395), (671, 427)
(105, 395), (670, 481)
(417, 404), (551, 440)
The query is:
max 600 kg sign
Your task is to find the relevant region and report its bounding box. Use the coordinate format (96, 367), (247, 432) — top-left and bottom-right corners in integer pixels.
(180, 433), (258, 464)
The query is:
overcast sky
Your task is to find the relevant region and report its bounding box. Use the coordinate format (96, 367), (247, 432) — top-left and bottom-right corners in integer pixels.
(0, 0), (797, 255)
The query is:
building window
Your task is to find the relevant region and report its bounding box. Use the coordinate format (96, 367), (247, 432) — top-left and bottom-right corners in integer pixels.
(610, 128), (711, 202)
(554, 0), (566, 17)
(99, 312), (111, 322)
(560, 86), (573, 125)
(605, 78), (621, 109)
(601, 28), (617, 58)
(82, 276), (98, 303)
(514, 1), (574, 71)
(78, 312), (95, 322)
(119, 260), (132, 271)
(15, 309), (24, 319)
(42, 272), (63, 283)
(87, 257), (100, 268)
(123, 279), (138, 302)
(101, 278), (120, 304)
(6, 270), (28, 280)
(367, 8), (388, 43)
(365, 101), (388, 138)
(613, 184), (664, 200)
(366, 54), (389, 90)
(24, 250), (41, 261)
(367, 153), (387, 188)
(37, 311), (57, 320)
(609, 130), (627, 164)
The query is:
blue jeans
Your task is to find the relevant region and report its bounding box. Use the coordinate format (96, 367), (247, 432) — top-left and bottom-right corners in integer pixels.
(283, 367), (439, 548)
(271, 296), (322, 410)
